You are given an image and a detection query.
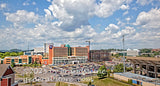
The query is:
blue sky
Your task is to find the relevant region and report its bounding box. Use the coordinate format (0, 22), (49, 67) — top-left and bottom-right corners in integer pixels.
(0, 0), (160, 50)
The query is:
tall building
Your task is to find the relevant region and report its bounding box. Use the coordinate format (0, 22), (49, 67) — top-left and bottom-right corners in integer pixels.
(44, 43), (53, 58)
(48, 44), (89, 65)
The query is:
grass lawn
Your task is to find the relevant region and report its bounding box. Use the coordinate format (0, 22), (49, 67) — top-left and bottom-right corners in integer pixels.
(82, 76), (130, 86)
(55, 82), (77, 86)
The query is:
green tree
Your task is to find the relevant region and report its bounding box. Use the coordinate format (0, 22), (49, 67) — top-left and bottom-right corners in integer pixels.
(113, 63), (124, 73)
(11, 62), (15, 68)
(23, 73), (28, 78)
(114, 54), (120, 58)
(4, 52), (10, 56)
(28, 70), (34, 85)
(126, 67), (133, 72)
(33, 61), (37, 67)
(10, 52), (18, 56)
(140, 48), (151, 53)
(107, 69), (111, 77)
(0, 53), (5, 59)
(97, 65), (107, 79)
(88, 81), (91, 86)
(18, 52), (24, 55)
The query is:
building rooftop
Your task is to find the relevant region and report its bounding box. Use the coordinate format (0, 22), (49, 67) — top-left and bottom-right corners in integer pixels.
(127, 57), (160, 61)
(0, 64), (10, 78)
(5, 56), (20, 59)
(115, 72), (160, 85)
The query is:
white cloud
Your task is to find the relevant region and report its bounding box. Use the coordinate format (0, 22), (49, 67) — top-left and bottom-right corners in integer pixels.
(123, 11), (128, 15)
(95, 0), (126, 18)
(47, 0), (51, 2)
(44, 9), (52, 17)
(112, 26), (135, 38)
(23, 2), (29, 6)
(4, 10), (39, 27)
(32, 2), (36, 5)
(105, 24), (119, 34)
(126, 0), (133, 4)
(125, 17), (131, 24)
(45, 0), (129, 31)
(130, 8), (160, 48)
(125, 17), (130, 21)
(1, 0), (159, 50)
(134, 8), (160, 29)
(136, 0), (153, 6)
(47, 0), (96, 31)
(0, 3), (6, 10)
(120, 5), (129, 10)
(131, 31), (160, 48)
(132, 7), (138, 11)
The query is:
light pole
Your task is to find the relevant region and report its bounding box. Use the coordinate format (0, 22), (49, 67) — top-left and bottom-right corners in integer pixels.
(122, 35), (125, 73)
(86, 40), (90, 61)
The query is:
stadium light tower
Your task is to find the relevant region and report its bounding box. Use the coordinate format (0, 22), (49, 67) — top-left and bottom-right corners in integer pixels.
(122, 35), (125, 73)
(86, 40), (91, 61)
(85, 40), (90, 50)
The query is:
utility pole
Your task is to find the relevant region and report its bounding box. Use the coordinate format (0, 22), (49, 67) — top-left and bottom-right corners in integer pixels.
(122, 35), (125, 73)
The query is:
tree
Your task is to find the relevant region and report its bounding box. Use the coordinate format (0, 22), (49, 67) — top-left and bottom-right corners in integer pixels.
(28, 70), (34, 85)
(0, 53), (5, 59)
(33, 61), (37, 67)
(140, 48), (151, 53)
(114, 54), (120, 58)
(126, 67), (133, 72)
(18, 52), (24, 56)
(4, 52), (10, 56)
(88, 81), (91, 86)
(10, 52), (18, 56)
(107, 69), (111, 77)
(113, 63), (124, 73)
(97, 65), (107, 79)
(11, 62), (15, 68)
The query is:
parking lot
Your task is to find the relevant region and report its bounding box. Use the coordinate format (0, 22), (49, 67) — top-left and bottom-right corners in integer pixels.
(15, 62), (101, 83)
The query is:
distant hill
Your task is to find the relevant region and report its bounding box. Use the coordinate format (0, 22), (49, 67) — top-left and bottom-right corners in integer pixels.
(0, 49), (34, 53)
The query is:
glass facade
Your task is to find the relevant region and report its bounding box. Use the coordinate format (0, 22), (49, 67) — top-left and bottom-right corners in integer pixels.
(1, 60), (3, 64)
(52, 56), (87, 65)
(11, 59), (14, 63)
(19, 59), (22, 63)
(29, 57), (32, 64)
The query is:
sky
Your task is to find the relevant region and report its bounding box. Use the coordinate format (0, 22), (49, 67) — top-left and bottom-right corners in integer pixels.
(0, 0), (160, 50)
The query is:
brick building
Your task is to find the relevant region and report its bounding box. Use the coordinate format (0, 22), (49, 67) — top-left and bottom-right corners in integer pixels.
(48, 44), (89, 65)
(90, 50), (111, 62)
(2, 55), (42, 65)
(152, 48), (160, 52)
